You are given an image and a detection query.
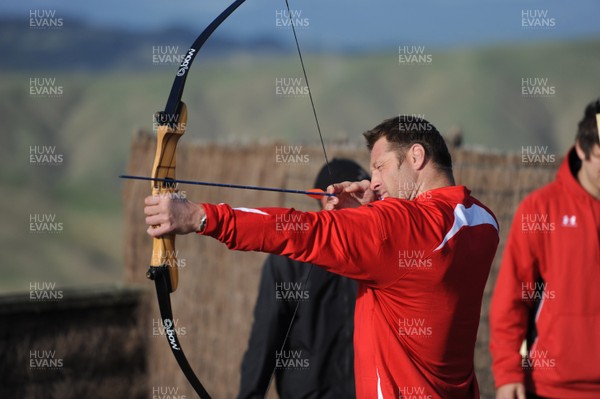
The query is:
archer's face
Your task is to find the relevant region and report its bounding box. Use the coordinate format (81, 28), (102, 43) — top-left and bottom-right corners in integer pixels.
(369, 137), (416, 200)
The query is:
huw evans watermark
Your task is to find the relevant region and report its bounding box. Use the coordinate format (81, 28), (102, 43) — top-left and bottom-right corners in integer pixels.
(398, 318), (433, 337)
(30, 350), (63, 370)
(30, 282), (63, 301)
(30, 77), (63, 98)
(29, 9), (63, 29)
(522, 349), (556, 370)
(30, 145), (64, 166)
(398, 386), (433, 399)
(275, 9), (310, 28)
(398, 114), (433, 131)
(152, 45), (184, 66)
(399, 250), (432, 270)
(275, 214), (310, 233)
(521, 146), (556, 165)
(521, 213), (555, 233)
(521, 9), (556, 29)
(275, 349), (310, 369)
(398, 46), (432, 65)
(521, 281), (556, 302)
(275, 77), (309, 97)
(521, 77), (556, 98)
(152, 386), (187, 399)
(152, 318), (187, 337)
(153, 112), (187, 133)
(29, 214), (63, 233)
(275, 145), (309, 163)
(149, 249), (187, 269)
(152, 45), (183, 65)
(275, 281), (310, 301)
(398, 181), (433, 200)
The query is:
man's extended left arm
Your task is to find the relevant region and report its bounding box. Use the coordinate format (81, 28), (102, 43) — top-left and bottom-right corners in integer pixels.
(143, 193), (410, 286)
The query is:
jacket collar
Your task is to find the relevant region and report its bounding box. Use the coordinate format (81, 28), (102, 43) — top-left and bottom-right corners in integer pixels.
(557, 146), (594, 200)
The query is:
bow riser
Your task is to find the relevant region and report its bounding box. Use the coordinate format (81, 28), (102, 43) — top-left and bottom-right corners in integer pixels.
(150, 102), (188, 292)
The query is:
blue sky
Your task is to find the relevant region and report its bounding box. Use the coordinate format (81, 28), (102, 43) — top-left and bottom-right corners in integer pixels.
(9, 0), (600, 49)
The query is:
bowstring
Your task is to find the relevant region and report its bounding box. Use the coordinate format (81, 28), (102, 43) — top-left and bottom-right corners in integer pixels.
(284, 0), (331, 178)
(263, 0), (333, 396)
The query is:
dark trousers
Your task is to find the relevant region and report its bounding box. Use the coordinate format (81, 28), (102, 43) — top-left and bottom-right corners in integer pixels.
(527, 393), (549, 399)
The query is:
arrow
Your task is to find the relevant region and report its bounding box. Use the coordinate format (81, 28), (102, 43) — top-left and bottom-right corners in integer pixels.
(119, 174), (335, 199)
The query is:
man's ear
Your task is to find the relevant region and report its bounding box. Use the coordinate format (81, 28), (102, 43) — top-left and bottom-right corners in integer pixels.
(408, 143), (427, 171)
(575, 140), (587, 161)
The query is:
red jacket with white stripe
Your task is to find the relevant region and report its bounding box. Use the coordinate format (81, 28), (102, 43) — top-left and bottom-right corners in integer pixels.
(201, 185), (499, 399)
(490, 148), (600, 398)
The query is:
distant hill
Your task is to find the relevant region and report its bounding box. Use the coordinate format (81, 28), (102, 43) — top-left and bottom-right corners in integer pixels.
(0, 18), (288, 71)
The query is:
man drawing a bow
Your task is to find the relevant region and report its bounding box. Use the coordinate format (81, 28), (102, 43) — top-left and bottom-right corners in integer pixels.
(143, 116), (499, 399)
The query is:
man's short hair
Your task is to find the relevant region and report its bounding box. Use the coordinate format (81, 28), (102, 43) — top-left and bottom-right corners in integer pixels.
(576, 99), (600, 159)
(363, 116), (452, 170)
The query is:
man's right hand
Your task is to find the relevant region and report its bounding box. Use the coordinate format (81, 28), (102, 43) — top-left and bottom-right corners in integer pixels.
(324, 180), (376, 210)
(496, 383), (526, 399)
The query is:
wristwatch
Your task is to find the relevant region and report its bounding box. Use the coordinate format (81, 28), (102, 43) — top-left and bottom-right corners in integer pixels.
(199, 215), (207, 233)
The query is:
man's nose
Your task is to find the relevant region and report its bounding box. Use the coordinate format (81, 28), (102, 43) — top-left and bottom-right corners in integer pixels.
(370, 174), (381, 192)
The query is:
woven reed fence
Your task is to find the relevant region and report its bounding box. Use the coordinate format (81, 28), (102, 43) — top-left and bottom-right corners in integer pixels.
(123, 131), (560, 399)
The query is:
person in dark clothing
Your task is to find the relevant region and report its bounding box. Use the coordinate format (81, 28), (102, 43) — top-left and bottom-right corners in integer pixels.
(237, 159), (370, 399)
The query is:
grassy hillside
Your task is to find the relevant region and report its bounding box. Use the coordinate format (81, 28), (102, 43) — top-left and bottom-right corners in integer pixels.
(1, 39), (598, 292)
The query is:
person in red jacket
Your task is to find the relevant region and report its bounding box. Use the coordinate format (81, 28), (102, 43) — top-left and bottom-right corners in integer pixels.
(490, 99), (600, 399)
(144, 116), (499, 399)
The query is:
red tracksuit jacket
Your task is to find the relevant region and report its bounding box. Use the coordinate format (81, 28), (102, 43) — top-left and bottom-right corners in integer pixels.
(490, 148), (600, 398)
(201, 185), (499, 398)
